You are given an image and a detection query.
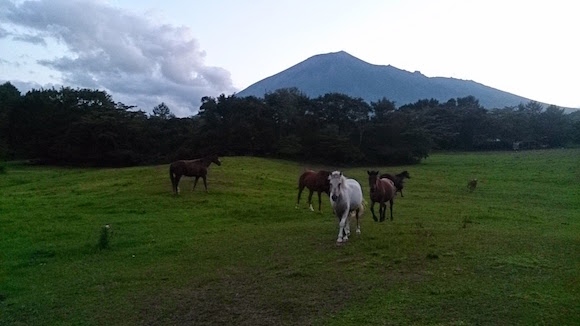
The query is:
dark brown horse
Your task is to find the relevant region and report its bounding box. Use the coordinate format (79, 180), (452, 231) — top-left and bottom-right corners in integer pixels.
(296, 170), (331, 212)
(368, 170), (397, 222)
(379, 170), (411, 197)
(169, 155), (221, 194)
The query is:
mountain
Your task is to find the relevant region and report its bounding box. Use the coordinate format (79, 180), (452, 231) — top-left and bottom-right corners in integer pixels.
(237, 51), (534, 109)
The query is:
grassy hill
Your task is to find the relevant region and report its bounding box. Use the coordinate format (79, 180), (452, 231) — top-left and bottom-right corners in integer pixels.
(1, 150), (579, 325)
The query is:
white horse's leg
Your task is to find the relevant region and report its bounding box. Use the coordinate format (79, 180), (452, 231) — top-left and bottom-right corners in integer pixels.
(337, 211), (349, 243)
(345, 214), (351, 237)
(355, 208), (361, 234)
(309, 203), (314, 211)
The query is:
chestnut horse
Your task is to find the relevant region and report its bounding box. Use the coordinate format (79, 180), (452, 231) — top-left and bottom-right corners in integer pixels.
(296, 170), (331, 212)
(368, 170), (397, 222)
(169, 155), (221, 194)
(380, 170), (411, 197)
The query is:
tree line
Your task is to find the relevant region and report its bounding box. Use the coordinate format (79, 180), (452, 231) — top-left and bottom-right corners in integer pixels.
(1, 82), (579, 167)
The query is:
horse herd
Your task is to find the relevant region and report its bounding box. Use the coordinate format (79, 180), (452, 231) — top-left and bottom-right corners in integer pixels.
(297, 169), (410, 243)
(168, 155), (410, 244)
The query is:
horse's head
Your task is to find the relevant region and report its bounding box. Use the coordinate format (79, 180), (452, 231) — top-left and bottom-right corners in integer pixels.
(210, 155), (221, 166)
(399, 170), (411, 179)
(367, 170), (380, 192)
(328, 171), (344, 202)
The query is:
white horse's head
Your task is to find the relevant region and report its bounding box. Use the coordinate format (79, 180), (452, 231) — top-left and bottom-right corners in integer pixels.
(328, 171), (344, 203)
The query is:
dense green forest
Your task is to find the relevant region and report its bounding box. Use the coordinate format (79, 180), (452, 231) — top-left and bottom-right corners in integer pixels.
(1, 82), (579, 166)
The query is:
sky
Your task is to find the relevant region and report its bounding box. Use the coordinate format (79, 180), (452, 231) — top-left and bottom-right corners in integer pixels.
(1, 0), (578, 117)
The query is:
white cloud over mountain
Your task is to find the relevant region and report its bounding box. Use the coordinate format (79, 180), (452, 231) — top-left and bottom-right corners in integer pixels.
(0, 0), (236, 116)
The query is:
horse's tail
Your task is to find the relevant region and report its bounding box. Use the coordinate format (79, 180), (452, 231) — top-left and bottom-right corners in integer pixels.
(351, 199), (367, 218)
(169, 164), (176, 190)
(359, 199), (367, 216)
(297, 174), (303, 189)
(297, 171), (309, 190)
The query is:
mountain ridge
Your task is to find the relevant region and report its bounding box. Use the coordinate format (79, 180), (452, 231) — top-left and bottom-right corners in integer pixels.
(237, 51), (536, 109)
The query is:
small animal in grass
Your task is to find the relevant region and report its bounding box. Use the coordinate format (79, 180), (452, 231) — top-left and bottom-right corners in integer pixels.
(379, 170), (411, 197)
(467, 179), (478, 192)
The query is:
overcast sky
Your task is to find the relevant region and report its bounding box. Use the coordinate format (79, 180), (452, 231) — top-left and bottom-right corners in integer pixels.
(1, 0), (578, 116)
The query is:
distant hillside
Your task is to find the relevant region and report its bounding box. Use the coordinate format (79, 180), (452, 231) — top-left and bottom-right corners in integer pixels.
(237, 51), (534, 109)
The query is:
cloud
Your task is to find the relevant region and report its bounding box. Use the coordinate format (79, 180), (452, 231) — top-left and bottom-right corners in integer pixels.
(0, 27), (9, 38)
(13, 33), (47, 46)
(0, 0), (236, 116)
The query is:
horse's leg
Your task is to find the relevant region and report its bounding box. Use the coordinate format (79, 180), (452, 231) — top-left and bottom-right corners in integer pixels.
(202, 176), (208, 192)
(389, 199), (394, 221)
(355, 208), (361, 234)
(379, 202), (385, 222)
(337, 211), (349, 243)
(345, 212), (351, 237)
(193, 176), (199, 190)
(296, 186), (304, 209)
(317, 191), (323, 213)
(370, 201), (378, 222)
(400, 189), (404, 197)
(307, 190), (314, 211)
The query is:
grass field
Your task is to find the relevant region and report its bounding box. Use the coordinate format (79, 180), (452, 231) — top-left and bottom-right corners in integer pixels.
(1, 149), (579, 325)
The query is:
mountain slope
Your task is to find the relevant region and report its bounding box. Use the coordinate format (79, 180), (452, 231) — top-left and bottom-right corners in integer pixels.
(237, 51), (533, 109)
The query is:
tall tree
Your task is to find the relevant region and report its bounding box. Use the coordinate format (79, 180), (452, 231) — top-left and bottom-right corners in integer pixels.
(0, 82), (21, 158)
(152, 102), (175, 119)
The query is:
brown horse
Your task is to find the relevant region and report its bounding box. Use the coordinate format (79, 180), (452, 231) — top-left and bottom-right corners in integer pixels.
(296, 170), (331, 212)
(379, 170), (411, 197)
(368, 170), (397, 222)
(169, 155), (221, 194)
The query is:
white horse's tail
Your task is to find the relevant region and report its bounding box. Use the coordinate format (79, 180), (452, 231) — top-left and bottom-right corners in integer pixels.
(359, 199), (367, 217)
(350, 199), (367, 218)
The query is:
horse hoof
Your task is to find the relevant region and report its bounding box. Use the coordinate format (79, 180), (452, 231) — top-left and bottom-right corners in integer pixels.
(356, 229), (361, 234)
(309, 206), (314, 212)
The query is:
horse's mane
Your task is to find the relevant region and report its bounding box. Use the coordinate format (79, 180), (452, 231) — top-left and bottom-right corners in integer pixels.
(330, 171), (343, 180)
(317, 170), (331, 177)
(189, 154), (218, 163)
(380, 171), (409, 187)
(396, 171), (411, 179)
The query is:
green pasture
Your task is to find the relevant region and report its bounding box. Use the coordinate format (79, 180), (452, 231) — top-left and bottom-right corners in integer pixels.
(1, 149), (579, 325)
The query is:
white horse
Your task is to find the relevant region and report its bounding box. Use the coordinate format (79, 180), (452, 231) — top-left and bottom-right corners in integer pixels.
(328, 171), (364, 244)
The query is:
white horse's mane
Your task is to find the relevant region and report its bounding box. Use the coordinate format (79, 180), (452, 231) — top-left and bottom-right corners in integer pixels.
(329, 171), (346, 183)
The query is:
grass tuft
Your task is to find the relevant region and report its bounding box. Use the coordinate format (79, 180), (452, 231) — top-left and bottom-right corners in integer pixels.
(97, 224), (112, 250)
